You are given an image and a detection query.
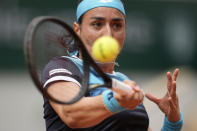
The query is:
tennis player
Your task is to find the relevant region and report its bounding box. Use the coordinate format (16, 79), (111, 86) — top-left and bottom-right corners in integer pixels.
(42, 0), (183, 130)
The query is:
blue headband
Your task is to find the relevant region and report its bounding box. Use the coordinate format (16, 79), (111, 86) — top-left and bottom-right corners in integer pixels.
(76, 0), (125, 22)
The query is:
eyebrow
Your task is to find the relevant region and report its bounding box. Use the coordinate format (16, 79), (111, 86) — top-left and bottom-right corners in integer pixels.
(90, 16), (124, 22)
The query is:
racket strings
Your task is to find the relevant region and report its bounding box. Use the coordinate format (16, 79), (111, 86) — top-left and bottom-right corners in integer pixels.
(25, 16), (110, 104)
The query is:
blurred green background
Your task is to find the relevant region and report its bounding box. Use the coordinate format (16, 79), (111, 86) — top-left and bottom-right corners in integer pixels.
(1, 0), (196, 71)
(0, 0), (196, 131)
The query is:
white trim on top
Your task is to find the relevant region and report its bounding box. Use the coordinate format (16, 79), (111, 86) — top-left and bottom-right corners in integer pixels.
(43, 76), (81, 88)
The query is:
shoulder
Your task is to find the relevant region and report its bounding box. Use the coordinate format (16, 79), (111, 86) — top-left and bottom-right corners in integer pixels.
(43, 56), (79, 71)
(42, 56), (83, 88)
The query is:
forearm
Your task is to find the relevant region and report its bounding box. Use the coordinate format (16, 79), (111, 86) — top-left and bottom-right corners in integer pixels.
(49, 81), (144, 128)
(50, 95), (112, 128)
(161, 112), (183, 131)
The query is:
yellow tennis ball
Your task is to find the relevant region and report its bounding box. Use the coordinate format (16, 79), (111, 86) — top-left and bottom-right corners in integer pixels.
(92, 36), (120, 62)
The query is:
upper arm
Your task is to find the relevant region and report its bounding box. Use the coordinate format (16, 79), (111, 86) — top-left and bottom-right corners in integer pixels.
(48, 81), (110, 128)
(48, 81), (81, 125)
(42, 57), (112, 128)
(41, 57), (83, 125)
(48, 81), (80, 105)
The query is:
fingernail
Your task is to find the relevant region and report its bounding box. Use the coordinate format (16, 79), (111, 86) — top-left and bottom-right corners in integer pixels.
(135, 85), (140, 90)
(142, 89), (145, 96)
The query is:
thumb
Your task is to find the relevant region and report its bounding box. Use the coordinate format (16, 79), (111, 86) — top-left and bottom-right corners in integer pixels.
(145, 93), (160, 105)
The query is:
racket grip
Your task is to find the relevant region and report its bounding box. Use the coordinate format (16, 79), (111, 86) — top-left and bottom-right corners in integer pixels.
(112, 78), (132, 93)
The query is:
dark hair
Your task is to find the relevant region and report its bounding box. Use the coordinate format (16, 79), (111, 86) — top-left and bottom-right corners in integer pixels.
(76, 0), (125, 24)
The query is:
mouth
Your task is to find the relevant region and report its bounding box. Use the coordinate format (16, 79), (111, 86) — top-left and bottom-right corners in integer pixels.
(95, 61), (119, 67)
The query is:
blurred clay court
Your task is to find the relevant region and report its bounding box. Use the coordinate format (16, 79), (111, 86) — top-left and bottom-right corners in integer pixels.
(0, 67), (197, 131)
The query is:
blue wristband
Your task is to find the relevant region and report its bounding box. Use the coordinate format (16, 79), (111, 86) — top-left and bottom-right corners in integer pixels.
(102, 90), (125, 113)
(162, 112), (183, 131)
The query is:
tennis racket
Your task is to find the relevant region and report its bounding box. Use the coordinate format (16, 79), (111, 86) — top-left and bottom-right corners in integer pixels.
(24, 16), (132, 104)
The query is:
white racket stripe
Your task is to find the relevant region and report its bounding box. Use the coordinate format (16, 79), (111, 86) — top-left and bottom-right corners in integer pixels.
(111, 78), (146, 96)
(112, 78), (133, 93)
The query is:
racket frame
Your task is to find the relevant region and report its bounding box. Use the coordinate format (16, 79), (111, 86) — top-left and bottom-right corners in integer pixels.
(24, 16), (112, 104)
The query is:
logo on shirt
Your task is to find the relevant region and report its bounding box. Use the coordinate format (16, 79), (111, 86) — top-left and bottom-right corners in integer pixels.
(49, 68), (72, 76)
(99, 0), (113, 3)
(107, 91), (114, 101)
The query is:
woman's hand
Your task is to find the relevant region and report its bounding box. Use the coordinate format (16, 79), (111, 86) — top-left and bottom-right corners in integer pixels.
(113, 80), (144, 110)
(145, 68), (181, 122)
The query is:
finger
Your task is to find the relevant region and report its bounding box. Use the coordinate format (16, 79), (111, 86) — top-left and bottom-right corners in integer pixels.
(168, 97), (176, 111)
(129, 88), (136, 97)
(172, 68), (179, 81)
(133, 90), (140, 100)
(139, 89), (145, 102)
(141, 89), (145, 96)
(133, 85), (140, 92)
(134, 90), (143, 101)
(167, 72), (172, 93)
(170, 81), (177, 99)
(114, 92), (123, 103)
(145, 93), (160, 104)
(123, 80), (137, 88)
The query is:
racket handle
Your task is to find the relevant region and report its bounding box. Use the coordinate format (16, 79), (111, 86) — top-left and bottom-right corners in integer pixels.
(112, 78), (132, 93)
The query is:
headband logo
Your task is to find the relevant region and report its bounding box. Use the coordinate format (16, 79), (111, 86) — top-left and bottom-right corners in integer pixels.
(99, 0), (113, 3)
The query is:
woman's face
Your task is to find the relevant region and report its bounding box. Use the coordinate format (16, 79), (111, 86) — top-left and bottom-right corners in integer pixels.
(74, 7), (126, 57)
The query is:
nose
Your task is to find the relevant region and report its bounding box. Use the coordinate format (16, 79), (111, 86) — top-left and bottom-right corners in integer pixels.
(103, 24), (112, 37)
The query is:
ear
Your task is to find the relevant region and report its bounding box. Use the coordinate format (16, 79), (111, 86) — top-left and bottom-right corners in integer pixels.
(73, 22), (81, 37)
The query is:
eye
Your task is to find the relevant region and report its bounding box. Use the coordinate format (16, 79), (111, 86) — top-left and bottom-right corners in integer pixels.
(113, 23), (122, 30)
(92, 22), (102, 28)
